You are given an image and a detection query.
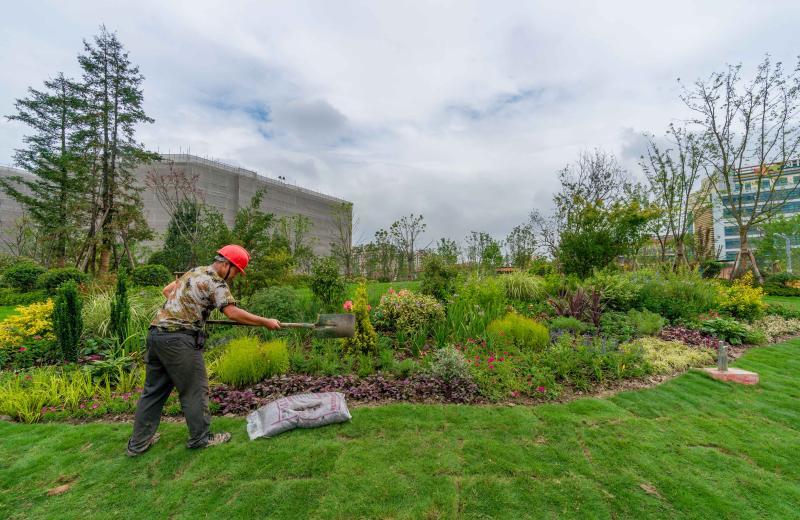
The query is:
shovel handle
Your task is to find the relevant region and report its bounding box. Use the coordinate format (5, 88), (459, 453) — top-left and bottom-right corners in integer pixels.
(205, 320), (313, 329)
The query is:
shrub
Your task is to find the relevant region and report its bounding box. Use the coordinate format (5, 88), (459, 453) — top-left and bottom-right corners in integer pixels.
(743, 327), (768, 346)
(0, 288), (48, 306)
(626, 308), (665, 336)
(3, 261), (45, 291)
(761, 272), (800, 296)
(534, 334), (648, 391)
(53, 281), (82, 362)
(659, 326), (719, 350)
(0, 300), (55, 349)
(131, 264), (172, 287)
(752, 315), (800, 343)
(248, 286), (303, 323)
(37, 267), (88, 292)
(599, 311), (636, 343)
(622, 337), (714, 375)
(717, 273), (766, 321)
(109, 271), (131, 347)
(549, 316), (590, 335)
(341, 283), (378, 356)
(501, 272), (545, 302)
(215, 337), (289, 388)
(528, 257), (556, 276)
(373, 288), (445, 337)
(700, 317), (749, 345)
(765, 302), (800, 319)
(548, 287), (605, 327)
(460, 339), (525, 400)
(487, 313), (549, 352)
(699, 260), (724, 279)
(425, 345), (473, 382)
(584, 270), (639, 311)
(310, 257), (345, 312)
(419, 254), (458, 302)
(636, 269), (719, 322)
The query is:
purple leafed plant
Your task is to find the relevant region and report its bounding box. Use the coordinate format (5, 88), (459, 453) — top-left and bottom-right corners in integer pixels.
(659, 326), (719, 350)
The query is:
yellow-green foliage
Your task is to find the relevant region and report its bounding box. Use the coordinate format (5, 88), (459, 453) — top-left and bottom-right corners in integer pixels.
(719, 272), (766, 321)
(0, 367), (107, 423)
(487, 313), (549, 352)
(0, 300), (54, 349)
(215, 337), (289, 388)
(623, 337), (714, 375)
(752, 315), (800, 343)
(341, 283), (378, 355)
(501, 272), (545, 302)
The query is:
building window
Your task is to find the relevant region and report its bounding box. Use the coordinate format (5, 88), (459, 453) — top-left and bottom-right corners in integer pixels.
(762, 180), (770, 189)
(778, 177), (789, 185)
(744, 183), (752, 192)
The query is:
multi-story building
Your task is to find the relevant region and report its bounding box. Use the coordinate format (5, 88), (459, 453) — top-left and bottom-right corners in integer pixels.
(0, 154), (351, 258)
(712, 159), (800, 261)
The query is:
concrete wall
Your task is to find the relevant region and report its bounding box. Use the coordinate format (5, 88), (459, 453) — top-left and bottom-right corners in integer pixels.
(0, 155), (350, 258)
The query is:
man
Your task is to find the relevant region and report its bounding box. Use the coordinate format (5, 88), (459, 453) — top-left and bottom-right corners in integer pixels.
(127, 245), (281, 456)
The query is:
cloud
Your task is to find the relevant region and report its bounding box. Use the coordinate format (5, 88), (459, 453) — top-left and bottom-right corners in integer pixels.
(1, 0), (799, 247)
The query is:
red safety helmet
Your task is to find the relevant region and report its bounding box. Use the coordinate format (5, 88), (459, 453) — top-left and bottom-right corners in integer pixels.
(217, 245), (250, 274)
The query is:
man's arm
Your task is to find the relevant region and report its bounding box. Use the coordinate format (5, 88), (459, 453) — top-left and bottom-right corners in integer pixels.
(162, 281), (178, 298)
(222, 305), (281, 329)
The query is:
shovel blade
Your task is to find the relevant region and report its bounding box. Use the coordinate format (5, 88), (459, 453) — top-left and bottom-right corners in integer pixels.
(314, 313), (355, 338)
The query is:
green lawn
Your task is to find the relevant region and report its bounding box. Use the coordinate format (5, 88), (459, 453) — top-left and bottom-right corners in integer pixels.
(0, 306), (18, 322)
(2, 341), (800, 519)
(765, 295), (800, 311)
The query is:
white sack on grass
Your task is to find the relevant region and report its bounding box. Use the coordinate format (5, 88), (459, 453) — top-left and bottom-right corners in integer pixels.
(246, 392), (351, 440)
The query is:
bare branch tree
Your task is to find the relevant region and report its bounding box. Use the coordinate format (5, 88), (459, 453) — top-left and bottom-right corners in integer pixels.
(642, 125), (705, 267)
(389, 214), (426, 280)
(329, 202), (355, 277)
(681, 56), (800, 280)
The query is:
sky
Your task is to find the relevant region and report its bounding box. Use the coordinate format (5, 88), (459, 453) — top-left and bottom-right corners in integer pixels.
(1, 0), (798, 247)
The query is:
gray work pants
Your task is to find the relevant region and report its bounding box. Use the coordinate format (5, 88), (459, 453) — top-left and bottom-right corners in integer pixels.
(127, 329), (211, 452)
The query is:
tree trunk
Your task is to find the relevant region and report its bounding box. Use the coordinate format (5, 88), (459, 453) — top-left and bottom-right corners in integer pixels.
(733, 231), (764, 283)
(673, 240), (687, 269)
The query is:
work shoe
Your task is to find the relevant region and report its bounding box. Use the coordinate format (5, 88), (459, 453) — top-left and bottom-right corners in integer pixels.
(126, 432), (161, 457)
(204, 432), (231, 448)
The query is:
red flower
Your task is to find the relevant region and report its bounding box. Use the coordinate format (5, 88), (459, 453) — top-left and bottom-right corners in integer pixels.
(18, 347), (27, 352)
(488, 364), (495, 370)
(343, 300), (353, 311)
(536, 386), (546, 393)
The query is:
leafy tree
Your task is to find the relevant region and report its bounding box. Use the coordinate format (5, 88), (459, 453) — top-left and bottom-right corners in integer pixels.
(78, 26), (156, 274)
(434, 237), (460, 265)
(505, 224), (537, 268)
(275, 214), (316, 273)
(558, 200), (657, 278)
(390, 214), (426, 280)
(3, 73), (89, 267)
(420, 254), (458, 301)
(465, 231), (503, 270)
(330, 202), (355, 277)
(373, 229), (397, 281)
(481, 240), (504, 270)
(753, 215), (800, 269)
(681, 56), (800, 280)
(310, 257), (345, 312)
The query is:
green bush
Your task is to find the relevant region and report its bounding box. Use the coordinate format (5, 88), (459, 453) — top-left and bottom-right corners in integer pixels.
(487, 313), (549, 352)
(527, 257), (556, 276)
(3, 261), (45, 291)
(700, 260), (724, 279)
(131, 264), (172, 287)
(599, 312), (636, 343)
(310, 257), (345, 312)
(419, 254), (458, 302)
(341, 283), (378, 356)
(501, 272), (545, 302)
(215, 337), (289, 388)
(548, 316), (590, 335)
(36, 267), (88, 292)
(534, 334), (648, 391)
(584, 270), (639, 311)
(248, 286), (303, 323)
(0, 288), (48, 306)
(718, 273), (766, 321)
(373, 288), (445, 337)
(425, 345), (472, 382)
(635, 269), (719, 322)
(700, 317), (749, 345)
(626, 308), (666, 336)
(53, 281), (82, 362)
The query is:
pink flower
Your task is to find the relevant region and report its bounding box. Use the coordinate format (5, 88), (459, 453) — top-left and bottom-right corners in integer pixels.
(511, 391), (520, 398)
(488, 356), (495, 363)
(343, 300), (353, 311)
(499, 357), (505, 362)
(488, 364), (495, 370)
(388, 288), (396, 294)
(536, 386), (546, 393)
(79, 404), (85, 409)
(33, 335), (42, 340)
(91, 403), (98, 409)
(18, 347), (27, 352)
(368, 304), (372, 311)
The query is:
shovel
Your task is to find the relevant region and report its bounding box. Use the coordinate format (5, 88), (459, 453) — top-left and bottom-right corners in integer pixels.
(206, 313), (355, 339)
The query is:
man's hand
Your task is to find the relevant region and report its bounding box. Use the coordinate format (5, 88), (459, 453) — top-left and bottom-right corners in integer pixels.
(263, 318), (281, 330)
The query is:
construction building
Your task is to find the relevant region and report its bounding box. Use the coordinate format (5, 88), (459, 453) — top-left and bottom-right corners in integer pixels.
(0, 154), (350, 258)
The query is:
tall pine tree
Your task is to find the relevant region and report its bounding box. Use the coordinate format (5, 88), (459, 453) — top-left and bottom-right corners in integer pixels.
(3, 73), (89, 266)
(78, 25), (156, 274)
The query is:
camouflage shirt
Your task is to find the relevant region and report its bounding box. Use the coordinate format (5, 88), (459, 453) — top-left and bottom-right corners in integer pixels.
(151, 266), (236, 332)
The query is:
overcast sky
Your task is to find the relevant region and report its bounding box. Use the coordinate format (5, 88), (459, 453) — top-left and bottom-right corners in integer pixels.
(1, 1), (798, 246)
